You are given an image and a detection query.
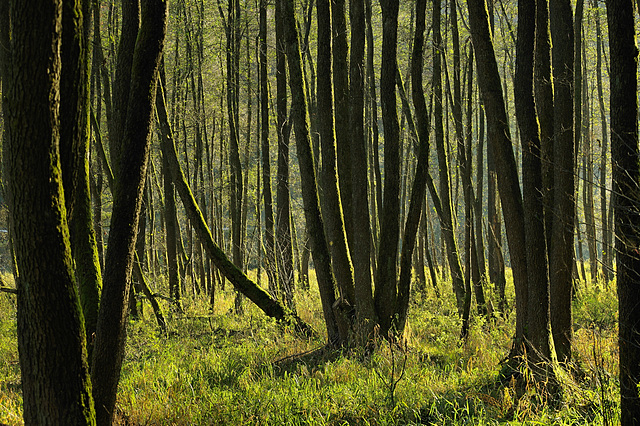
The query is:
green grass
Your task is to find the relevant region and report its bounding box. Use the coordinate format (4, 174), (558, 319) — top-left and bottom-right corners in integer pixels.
(0, 271), (621, 425)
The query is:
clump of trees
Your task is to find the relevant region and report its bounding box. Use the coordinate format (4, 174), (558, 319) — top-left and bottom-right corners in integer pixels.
(2, 0), (640, 423)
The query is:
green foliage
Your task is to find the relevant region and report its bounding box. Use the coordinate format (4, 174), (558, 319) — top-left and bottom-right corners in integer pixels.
(0, 274), (623, 425)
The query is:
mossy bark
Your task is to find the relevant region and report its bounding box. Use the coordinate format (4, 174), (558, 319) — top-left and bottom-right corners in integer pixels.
(7, 0), (96, 423)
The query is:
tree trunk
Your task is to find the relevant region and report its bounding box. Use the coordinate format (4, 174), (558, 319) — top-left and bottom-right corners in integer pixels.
(397, 0), (431, 335)
(156, 78), (314, 337)
(374, 0), (401, 336)
(534, 0), (555, 262)
(317, 0), (356, 306)
(607, 0), (640, 421)
(7, 0), (96, 422)
(594, 6), (610, 284)
(515, 0), (554, 366)
(349, 0), (377, 340)
(434, 0), (465, 315)
(261, 0), (276, 298)
(549, 0), (575, 363)
(281, 0), (341, 344)
(332, 0), (353, 247)
(91, 2), (168, 423)
(467, 0), (529, 355)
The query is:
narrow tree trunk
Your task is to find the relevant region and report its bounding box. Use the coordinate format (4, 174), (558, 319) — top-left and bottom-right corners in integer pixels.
(434, 0), (465, 315)
(349, 0), (377, 340)
(549, 0), (575, 363)
(467, 0), (529, 355)
(281, 0), (341, 344)
(91, 3), (168, 423)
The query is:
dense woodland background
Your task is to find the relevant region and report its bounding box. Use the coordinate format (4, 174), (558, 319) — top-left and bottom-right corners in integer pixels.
(0, 0), (639, 424)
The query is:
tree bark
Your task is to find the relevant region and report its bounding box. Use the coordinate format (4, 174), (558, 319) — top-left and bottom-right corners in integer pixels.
(607, 0), (640, 421)
(349, 0), (376, 340)
(374, 0), (401, 336)
(549, 0), (575, 363)
(281, 0), (341, 344)
(467, 0), (529, 354)
(317, 0), (356, 306)
(7, 0), (96, 422)
(434, 0), (465, 315)
(91, 2), (168, 423)
(515, 0), (554, 365)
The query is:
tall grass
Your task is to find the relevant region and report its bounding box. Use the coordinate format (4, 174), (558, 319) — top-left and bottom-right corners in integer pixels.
(0, 271), (621, 425)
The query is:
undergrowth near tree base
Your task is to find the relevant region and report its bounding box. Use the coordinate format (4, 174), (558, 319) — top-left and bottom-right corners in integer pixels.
(0, 270), (621, 424)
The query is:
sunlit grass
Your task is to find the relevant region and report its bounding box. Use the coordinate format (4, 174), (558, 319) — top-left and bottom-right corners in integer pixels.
(0, 269), (622, 425)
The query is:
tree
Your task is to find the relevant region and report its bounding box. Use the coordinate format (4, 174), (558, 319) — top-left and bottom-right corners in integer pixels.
(317, 0), (356, 307)
(281, 0), (342, 344)
(549, 0), (575, 363)
(374, 0), (401, 336)
(90, 1), (168, 423)
(467, 0), (529, 356)
(606, 0), (640, 420)
(514, 0), (554, 366)
(6, 0), (96, 422)
(349, 0), (377, 339)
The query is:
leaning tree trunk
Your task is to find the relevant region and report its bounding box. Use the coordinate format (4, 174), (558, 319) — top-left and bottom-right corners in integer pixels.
(91, 2), (168, 424)
(156, 79), (314, 337)
(467, 0), (529, 356)
(607, 0), (640, 421)
(281, 0), (342, 345)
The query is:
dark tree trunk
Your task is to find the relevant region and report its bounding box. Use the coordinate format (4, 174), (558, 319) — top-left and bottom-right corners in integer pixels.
(467, 0), (529, 354)
(8, 0), (96, 423)
(607, 0), (640, 421)
(374, 0), (401, 336)
(433, 0), (465, 315)
(515, 0), (553, 365)
(317, 0), (356, 306)
(332, 0), (353, 247)
(281, 0), (341, 344)
(349, 0), (376, 340)
(59, 0), (103, 349)
(535, 0), (555, 257)
(549, 0), (575, 363)
(397, 0), (431, 335)
(91, 2), (168, 424)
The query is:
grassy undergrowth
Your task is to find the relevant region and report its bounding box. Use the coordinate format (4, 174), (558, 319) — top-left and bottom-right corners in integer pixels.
(0, 271), (620, 425)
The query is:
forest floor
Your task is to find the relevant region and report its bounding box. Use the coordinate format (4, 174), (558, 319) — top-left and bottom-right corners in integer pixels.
(0, 270), (620, 425)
